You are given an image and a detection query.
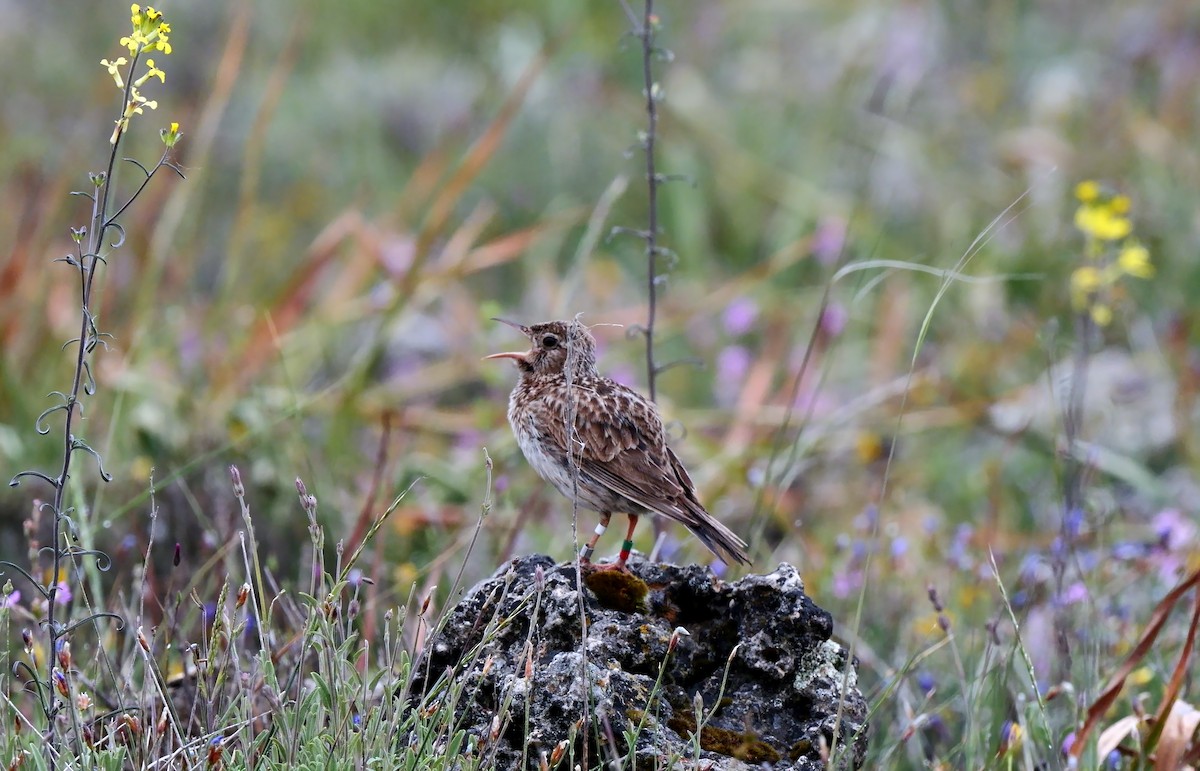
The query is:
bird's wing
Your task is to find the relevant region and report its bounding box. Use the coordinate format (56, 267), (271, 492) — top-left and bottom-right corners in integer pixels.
(530, 377), (752, 565)
(531, 378), (689, 511)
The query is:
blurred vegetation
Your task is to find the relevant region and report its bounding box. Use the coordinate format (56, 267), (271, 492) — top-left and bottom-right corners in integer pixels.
(3, 0), (1200, 765)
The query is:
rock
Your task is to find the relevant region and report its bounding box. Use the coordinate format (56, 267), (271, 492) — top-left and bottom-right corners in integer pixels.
(410, 554), (868, 769)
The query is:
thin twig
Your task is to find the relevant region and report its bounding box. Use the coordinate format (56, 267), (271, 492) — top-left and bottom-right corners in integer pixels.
(638, 0), (661, 402)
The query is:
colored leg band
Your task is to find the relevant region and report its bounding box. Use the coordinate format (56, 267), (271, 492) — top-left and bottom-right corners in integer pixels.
(580, 544), (594, 560)
(594, 523), (607, 536)
(618, 539), (635, 559)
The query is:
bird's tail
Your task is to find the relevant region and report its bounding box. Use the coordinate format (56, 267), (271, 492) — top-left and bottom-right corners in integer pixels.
(683, 507), (752, 566)
(659, 447), (752, 566)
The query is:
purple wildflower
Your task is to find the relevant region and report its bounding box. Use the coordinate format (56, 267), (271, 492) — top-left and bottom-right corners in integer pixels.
(1060, 582), (1088, 605)
(811, 217), (847, 265)
(1153, 509), (1194, 550)
(722, 298), (758, 337)
(1111, 541), (1146, 560)
(820, 302), (848, 337)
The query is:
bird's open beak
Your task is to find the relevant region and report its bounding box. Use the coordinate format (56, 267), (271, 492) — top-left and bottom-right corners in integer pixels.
(483, 350), (530, 362)
(491, 317), (530, 334)
(484, 317), (532, 362)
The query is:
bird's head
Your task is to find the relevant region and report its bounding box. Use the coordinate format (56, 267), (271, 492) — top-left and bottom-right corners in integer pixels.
(484, 318), (598, 377)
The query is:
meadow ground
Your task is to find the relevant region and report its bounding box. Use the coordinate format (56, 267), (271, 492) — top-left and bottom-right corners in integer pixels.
(2, 1), (1199, 767)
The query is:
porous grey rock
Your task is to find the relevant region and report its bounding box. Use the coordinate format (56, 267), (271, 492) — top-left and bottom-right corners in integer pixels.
(411, 554), (867, 769)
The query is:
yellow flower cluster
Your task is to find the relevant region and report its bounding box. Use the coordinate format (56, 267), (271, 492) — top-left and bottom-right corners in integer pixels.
(121, 4), (172, 56)
(1069, 180), (1153, 326)
(101, 6), (176, 145)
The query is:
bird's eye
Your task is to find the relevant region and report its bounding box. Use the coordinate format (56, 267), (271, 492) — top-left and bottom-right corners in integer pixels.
(541, 334), (559, 349)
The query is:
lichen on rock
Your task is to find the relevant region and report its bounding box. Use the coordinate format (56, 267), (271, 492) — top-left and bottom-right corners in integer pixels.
(410, 554), (868, 769)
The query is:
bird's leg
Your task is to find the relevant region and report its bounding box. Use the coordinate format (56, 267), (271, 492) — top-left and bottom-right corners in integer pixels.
(579, 512), (611, 564)
(590, 513), (639, 571)
(616, 514), (639, 567)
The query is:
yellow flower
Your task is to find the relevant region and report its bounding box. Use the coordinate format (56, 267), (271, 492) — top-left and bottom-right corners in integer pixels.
(854, 432), (884, 464)
(123, 87), (158, 120)
(134, 59), (166, 87)
(41, 567), (69, 585)
(956, 584), (984, 609)
(128, 99), (157, 115)
(1074, 180), (1100, 203)
(1129, 666), (1155, 686)
(1075, 204), (1132, 241)
(1090, 304), (1113, 326)
(109, 5), (174, 143)
(148, 18), (171, 54)
(1070, 265), (1108, 316)
(1118, 242), (1154, 278)
(132, 5), (162, 36)
(911, 609), (953, 637)
(1070, 265), (1102, 294)
(100, 57), (127, 88)
(119, 33), (144, 55)
(160, 121), (182, 147)
(1109, 194), (1131, 214)
(123, 7), (171, 56)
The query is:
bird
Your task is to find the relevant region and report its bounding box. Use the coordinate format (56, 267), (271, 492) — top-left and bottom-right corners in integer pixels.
(485, 317), (751, 570)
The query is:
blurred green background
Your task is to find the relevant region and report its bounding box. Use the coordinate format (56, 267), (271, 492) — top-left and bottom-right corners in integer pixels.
(2, 0), (1200, 759)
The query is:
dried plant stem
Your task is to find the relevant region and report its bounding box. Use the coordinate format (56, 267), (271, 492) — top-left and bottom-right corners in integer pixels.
(634, 0), (661, 402)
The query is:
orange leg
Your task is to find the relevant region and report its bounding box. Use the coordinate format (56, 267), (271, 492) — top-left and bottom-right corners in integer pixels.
(588, 514), (639, 571)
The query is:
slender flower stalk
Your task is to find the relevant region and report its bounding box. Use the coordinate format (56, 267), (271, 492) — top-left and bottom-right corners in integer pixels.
(1054, 181), (1153, 678)
(6, 5), (183, 763)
